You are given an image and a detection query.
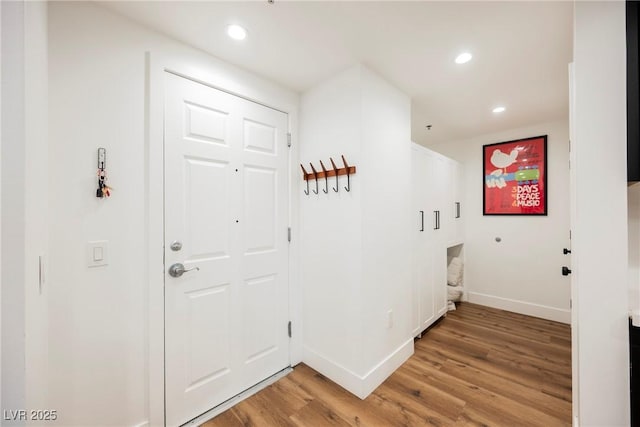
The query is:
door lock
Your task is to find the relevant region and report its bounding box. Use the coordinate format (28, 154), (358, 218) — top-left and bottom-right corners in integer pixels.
(562, 266), (572, 276)
(168, 263), (200, 278)
(563, 248), (572, 255)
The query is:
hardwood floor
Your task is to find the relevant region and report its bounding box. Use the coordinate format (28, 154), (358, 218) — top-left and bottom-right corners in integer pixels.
(203, 303), (571, 426)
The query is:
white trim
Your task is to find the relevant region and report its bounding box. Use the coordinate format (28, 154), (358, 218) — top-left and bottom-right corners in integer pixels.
(467, 291), (571, 324)
(146, 48), (300, 426)
(360, 338), (414, 397)
(302, 347), (365, 398)
(131, 422), (150, 427)
(303, 338), (414, 400)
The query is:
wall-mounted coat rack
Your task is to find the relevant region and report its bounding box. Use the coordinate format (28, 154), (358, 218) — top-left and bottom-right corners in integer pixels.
(301, 155), (356, 195)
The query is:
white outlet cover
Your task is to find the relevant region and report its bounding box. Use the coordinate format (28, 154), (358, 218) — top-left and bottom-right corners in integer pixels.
(87, 240), (108, 268)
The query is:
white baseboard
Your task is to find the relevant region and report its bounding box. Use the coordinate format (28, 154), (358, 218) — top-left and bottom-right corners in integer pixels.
(360, 338), (414, 397)
(303, 347), (366, 398)
(303, 338), (414, 399)
(467, 292), (571, 324)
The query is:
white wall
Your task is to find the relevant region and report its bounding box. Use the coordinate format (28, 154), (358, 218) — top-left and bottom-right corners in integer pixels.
(1, 0), (3, 413)
(573, 2), (630, 425)
(360, 67), (413, 374)
(431, 119), (571, 323)
(300, 67), (365, 381)
(24, 1), (49, 416)
(1, 1), (26, 417)
(48, 3), (299, 426)
(300, 65), (413, 398)
(1, 1), (49, 422)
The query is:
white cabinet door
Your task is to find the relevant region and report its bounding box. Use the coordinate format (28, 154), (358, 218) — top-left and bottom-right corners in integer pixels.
(411, 147), (435, 335)
(164, 73), (290, 426)
(430, 153), (448, 317)
(447, 160), (464, 246)
(411, 145), (458, 333)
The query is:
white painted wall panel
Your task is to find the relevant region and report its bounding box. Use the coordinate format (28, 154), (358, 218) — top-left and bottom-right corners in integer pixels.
(573, 2), (630, 424)
(300, 65), (413, 398)
(300, 66), (364, 377)
(360, 68), (412, 372)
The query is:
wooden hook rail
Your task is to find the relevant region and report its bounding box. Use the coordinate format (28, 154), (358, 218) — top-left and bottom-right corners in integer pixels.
(300, 155), (356, 181)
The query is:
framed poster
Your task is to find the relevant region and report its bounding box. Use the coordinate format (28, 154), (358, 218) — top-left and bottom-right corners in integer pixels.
(483, 135), (547, 215)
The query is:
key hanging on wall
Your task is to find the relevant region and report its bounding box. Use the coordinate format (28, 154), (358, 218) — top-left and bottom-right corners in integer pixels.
(96, 147), (112, 198)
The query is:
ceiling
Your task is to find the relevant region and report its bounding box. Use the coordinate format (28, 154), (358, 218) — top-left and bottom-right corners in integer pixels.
(98, 1), (573, 147)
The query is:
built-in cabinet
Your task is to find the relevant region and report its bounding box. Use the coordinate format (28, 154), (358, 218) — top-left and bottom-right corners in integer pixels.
(411, 143), (464, 337)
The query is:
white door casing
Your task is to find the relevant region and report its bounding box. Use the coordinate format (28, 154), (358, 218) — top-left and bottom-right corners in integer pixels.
(568, 62), (579, 426)
(164, 72), (290, 426)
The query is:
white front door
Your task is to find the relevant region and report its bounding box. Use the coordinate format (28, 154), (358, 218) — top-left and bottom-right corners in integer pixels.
(164, 72), (290, 426)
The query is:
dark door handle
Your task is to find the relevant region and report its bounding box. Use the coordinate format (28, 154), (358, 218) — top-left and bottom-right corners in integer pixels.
(563, 248), (571, 255)
(419, 211), (424, 232)
(562, 266), (572, 276)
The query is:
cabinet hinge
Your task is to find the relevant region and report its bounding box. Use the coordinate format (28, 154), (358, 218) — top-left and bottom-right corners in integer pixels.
(287, 227), (291, 242)
(288, 321), (292, 338)
(287, 133), (292, 148)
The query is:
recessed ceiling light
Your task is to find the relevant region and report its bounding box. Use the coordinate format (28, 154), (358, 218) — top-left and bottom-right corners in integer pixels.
(455, 52), (472, 64)
(227, 24), (247, 41)
(492, 106), (506, 113)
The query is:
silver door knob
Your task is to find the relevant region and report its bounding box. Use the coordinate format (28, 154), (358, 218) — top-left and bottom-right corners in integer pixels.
(168, 263), (200, 278)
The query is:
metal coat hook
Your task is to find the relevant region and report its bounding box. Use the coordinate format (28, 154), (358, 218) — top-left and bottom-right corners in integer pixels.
(319, 160), (329, 194)
(300, 164), (310, 195)
(329, 157), (339, 192)
(300, 155), (356, 197)
(342, 155), (351, 192)
(310, 163), (319, 194)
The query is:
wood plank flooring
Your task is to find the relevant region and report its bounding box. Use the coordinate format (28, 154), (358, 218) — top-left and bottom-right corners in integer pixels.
(203, 303), (571, 426)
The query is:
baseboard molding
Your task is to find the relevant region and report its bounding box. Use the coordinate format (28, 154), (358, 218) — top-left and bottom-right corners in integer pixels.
(303, 338), (414, 400)
(303, 347), (365, 398)
(360, 338), (414, 397)
(468, 292), (570, 324)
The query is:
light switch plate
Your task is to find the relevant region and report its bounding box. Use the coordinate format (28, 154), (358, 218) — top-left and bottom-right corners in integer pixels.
(87, 240), (108, 268)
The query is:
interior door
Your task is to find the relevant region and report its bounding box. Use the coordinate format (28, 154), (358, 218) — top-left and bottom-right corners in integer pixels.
(164, 72), (290, 426)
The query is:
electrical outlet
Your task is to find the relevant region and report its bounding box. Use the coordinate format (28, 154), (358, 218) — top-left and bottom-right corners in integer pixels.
(387, 310), (393, 329)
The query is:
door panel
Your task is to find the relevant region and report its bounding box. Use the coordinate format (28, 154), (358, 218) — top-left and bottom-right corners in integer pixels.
(184, 158), (231, 260)
(164, 72), (289, 426)
(184, 101), (229, 145)
(184, 284), (231, 390)
(243, 166), (277, 254)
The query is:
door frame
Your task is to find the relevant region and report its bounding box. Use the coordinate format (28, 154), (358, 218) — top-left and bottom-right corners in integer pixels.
(146, 50), (301, 426)
(568, 62), (580, 426)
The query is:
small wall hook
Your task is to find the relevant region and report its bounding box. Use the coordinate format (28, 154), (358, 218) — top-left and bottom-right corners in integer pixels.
(319, 160), (329, 194)
(310, 163), (319, 194)
(341, 155), (351, 192)
(329, 157), (339, 192)
(300, 164), (310, 195)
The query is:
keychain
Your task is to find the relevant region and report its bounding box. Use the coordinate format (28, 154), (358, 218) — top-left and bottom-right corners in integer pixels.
(96, 148), (112, 198)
